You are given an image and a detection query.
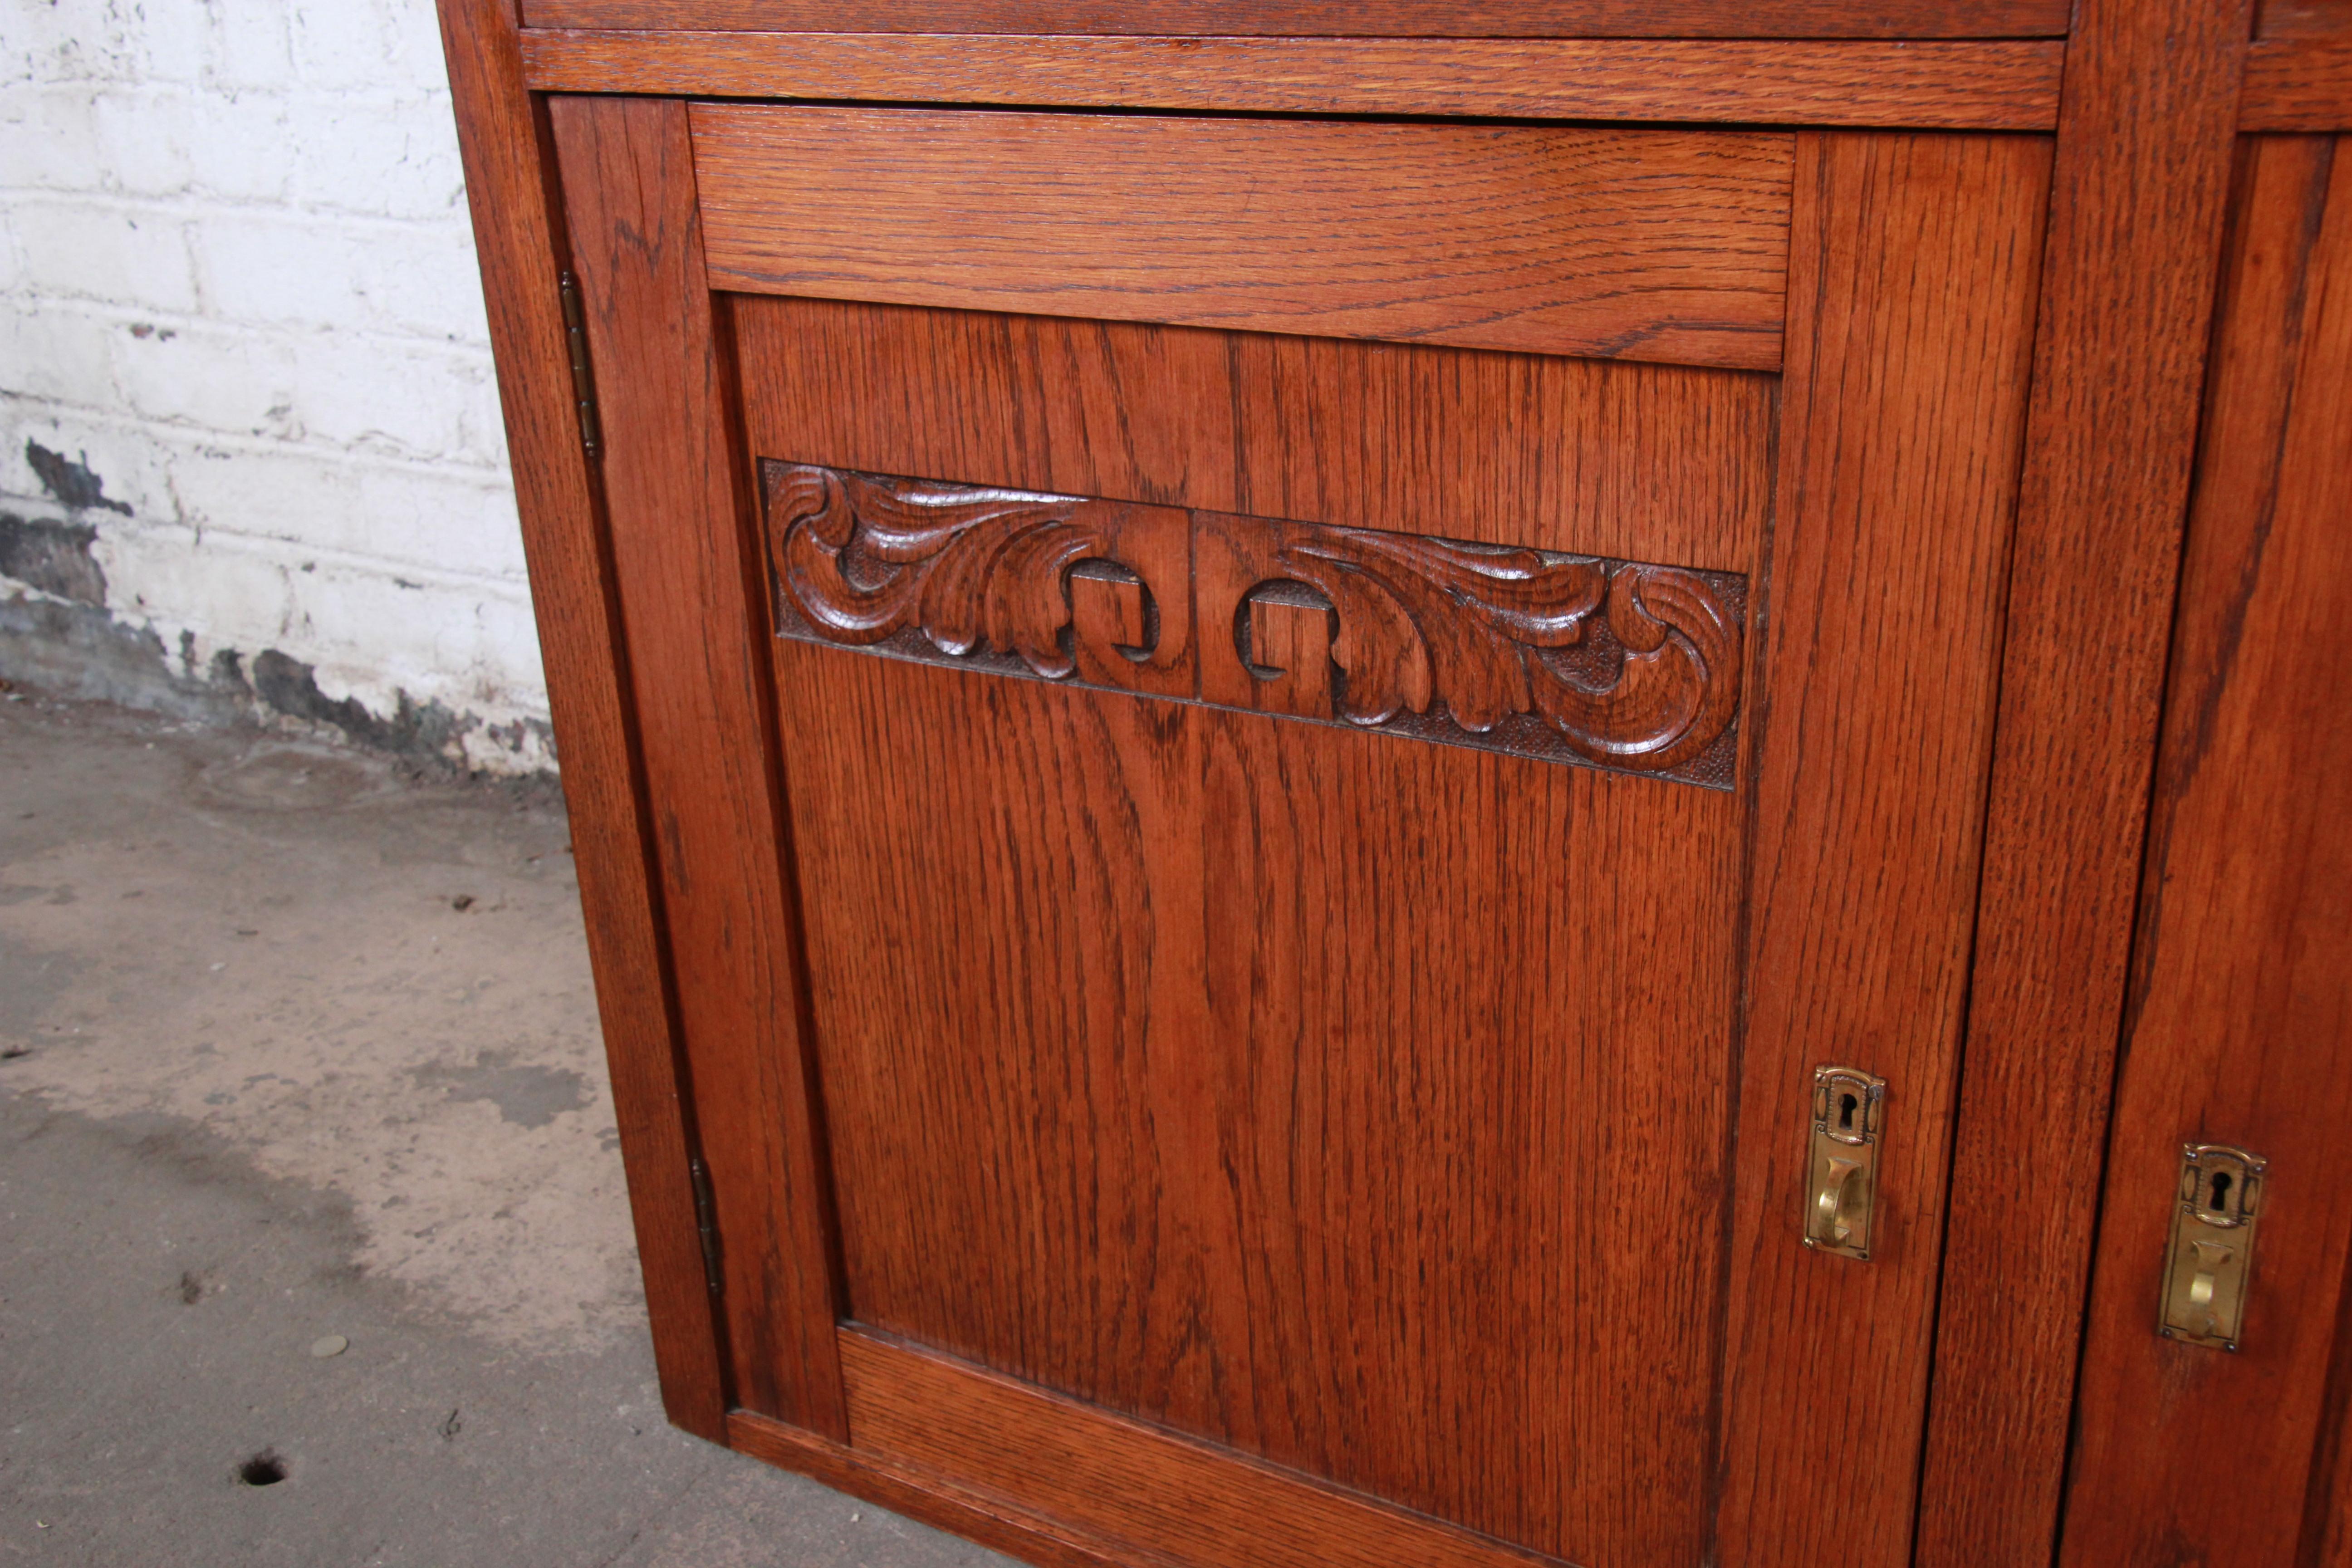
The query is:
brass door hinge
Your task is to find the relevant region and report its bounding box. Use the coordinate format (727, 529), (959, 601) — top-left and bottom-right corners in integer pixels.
(558, 270), (602, 463)
(688, 1152), (723, 1299)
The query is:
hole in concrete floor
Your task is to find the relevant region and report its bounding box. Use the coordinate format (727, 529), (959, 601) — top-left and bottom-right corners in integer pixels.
(237, 1451), (287, 1487)
(0, 1048), (29, 1061)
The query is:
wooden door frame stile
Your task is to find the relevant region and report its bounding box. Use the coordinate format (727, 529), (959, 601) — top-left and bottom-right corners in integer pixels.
(547, 92), (849, 1439)
(1711, 129), (2049, 1568)
(1916, 3), (2255, 1564)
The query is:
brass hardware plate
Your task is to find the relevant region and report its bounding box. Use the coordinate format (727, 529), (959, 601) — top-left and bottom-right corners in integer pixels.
(2161, 1143), (2265, 1351)
(1804, 1065), (1885, 1260)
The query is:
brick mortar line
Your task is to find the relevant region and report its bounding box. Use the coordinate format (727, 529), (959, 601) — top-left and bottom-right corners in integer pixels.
(0, 310), (498, 359)
(0, 297), (501, 362)
(0, 189), (480, 230)
(0, 502), (539, 602)
(0, 391), (512, 474)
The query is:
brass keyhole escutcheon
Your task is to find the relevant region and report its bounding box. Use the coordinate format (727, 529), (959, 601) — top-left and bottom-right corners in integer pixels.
(1804, 1066), (1885, 1261)
(2161, 1144), (2265, 1351)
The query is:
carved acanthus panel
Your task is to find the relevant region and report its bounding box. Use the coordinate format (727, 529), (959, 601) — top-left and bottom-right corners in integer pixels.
(763, 460), (1745, 787)
(1196, 511), (1745, 784)
(763, 461), (1193, 698)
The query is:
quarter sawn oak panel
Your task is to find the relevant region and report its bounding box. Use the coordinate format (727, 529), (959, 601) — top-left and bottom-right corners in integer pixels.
(690, 106), (1793, 370)
(731, 295), (1772, 574)
(773, 645), (1743, 1564)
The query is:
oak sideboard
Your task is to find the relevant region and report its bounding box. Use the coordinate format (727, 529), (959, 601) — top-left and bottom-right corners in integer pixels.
(436, 3), (2352, 1564)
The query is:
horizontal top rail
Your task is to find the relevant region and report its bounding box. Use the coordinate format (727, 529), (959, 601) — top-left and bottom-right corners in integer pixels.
(521, 32), (2067, 130)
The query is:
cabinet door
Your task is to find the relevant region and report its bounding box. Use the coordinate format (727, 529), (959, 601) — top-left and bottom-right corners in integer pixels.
(2058, 134), (2352, 1568)
(547, 96), (2048, 1568)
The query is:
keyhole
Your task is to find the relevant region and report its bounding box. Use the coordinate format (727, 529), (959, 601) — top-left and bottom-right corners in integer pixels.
(2210, 1171), (2234, 1213)
(1838, 1093), (1858, 1131)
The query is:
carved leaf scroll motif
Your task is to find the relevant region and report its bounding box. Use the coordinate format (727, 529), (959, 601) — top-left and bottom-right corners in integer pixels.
(764, 461), (1193, 697)
(1268, 526), (1743, 774)
(764, 460), (1745, 786)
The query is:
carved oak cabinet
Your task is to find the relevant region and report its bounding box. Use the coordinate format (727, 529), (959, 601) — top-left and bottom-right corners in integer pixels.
(435, 3), (2352, 1565)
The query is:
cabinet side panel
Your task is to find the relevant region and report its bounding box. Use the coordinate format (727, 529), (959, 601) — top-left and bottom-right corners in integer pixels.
(434, 0), (728, 1436)
(2058, 134), (2352, 1568)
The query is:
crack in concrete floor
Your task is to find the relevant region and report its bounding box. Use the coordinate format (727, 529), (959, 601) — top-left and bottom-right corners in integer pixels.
(0, 693), (1013, 1567)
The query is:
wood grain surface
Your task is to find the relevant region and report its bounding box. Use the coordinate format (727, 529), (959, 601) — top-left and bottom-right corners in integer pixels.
(433, 0), (730, 1437)
(518, 32), (2065, 131)
(737, 280), (1764, 1567)
(549, 93), (847, 1437)
(2264, 0), (2352, 35)
(1910, 3), (2255, 1562)
(1710, 131), (2048, 1568)
(2057, 133), (2352, 1568)
(520, 0), (2072, 37)
(2244, 39), (2352, 130)
(839, 1327), (1577, 1568)
(2327, 1298), (2352, 1568)
(774, 646), (1741, 1564)
(731, 297), (1772, 575)
(728, 1406), (1148, 1568)
(690, 106), (1793, 371)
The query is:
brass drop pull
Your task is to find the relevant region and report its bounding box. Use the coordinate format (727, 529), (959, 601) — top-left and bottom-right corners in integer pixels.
(2161, 1144), (2265, 1351)
(1804, 1066), (1885, 1260)
(1816, 1154), (1865, 1243)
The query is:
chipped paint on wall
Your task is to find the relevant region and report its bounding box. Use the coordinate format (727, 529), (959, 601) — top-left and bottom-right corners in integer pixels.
(4, 446), (552, 773)
(2, 0), (549, 774)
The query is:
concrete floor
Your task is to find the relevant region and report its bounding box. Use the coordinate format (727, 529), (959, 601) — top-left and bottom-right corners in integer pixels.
(0, 690), (1013, 1566)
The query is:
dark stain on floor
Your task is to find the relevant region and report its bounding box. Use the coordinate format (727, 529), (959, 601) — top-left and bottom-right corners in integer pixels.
(411, 1050), (593, 1129)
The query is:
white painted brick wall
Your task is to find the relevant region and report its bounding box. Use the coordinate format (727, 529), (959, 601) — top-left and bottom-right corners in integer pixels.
(1, 0), (548, 773)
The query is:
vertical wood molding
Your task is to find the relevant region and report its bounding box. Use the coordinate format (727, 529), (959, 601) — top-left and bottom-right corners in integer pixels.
(1712, 130), (2048, 1568)
(548, 93), (849, 1439)
(432, 0), (729, 1438)
(2056, 133), (2352, 1568)
(1914, 3), (2255, 1562)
